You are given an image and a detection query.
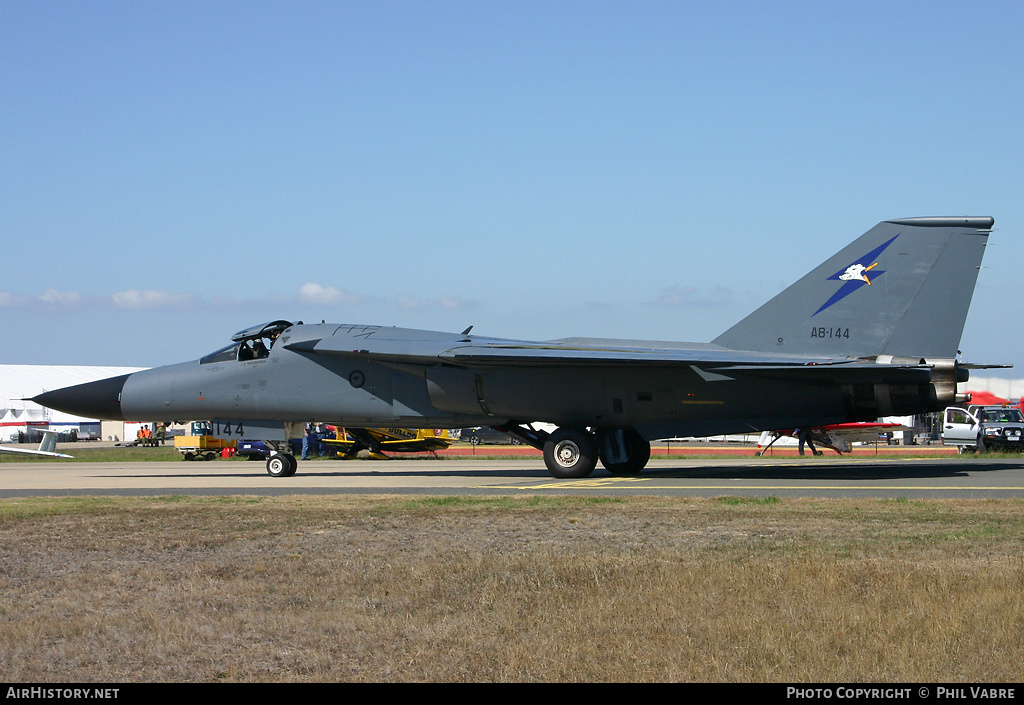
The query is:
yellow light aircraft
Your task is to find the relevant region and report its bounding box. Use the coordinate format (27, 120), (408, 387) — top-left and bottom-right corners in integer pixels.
(323, 427), (454, 459)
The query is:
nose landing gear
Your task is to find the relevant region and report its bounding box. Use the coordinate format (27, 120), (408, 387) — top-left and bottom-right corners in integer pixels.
(266, 452), (297, 477)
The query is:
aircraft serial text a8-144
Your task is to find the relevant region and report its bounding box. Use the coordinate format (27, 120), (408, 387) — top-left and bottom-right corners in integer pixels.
(34, 216), (1004, 479)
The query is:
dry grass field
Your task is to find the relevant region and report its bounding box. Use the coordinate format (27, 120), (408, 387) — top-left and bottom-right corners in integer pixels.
(0, 494), (1022, 682)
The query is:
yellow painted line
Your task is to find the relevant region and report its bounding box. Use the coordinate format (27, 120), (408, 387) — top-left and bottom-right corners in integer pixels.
(497, 482), (1024, 491)
(516, 478), (650, 489)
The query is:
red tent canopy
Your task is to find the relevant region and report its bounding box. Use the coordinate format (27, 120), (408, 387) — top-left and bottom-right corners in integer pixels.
(966, 390), (1011, 406)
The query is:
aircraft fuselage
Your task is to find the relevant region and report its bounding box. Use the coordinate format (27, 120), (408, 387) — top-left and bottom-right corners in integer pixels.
(76, 321), (946, 442)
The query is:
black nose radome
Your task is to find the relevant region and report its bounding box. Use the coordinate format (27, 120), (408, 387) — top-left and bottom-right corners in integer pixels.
(32, 374), (131, 421)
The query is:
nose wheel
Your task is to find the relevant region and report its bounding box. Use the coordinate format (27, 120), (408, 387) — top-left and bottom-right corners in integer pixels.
(266, 453), (297, 477)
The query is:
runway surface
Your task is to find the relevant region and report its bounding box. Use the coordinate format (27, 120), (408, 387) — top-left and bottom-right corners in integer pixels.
(3, 455), (1024, 498)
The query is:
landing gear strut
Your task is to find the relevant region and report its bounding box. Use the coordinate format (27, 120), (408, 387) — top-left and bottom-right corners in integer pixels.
(597, 428), (651, 476)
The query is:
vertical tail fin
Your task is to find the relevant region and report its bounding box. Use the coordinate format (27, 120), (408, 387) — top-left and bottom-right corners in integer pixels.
(37, 430), (59, 454)
(712, 217), (993, 358)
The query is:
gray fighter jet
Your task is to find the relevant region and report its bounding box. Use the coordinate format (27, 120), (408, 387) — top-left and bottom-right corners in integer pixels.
(34, 216), (999, 478)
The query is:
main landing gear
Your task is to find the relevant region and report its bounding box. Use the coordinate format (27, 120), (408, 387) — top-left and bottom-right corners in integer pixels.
(499, 424), (652, 479)
(544, 427), (598, 479)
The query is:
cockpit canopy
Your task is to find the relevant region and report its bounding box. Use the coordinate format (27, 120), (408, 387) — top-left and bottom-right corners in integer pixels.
(201, 320), (297, 365)
(231, 320), (295, 343)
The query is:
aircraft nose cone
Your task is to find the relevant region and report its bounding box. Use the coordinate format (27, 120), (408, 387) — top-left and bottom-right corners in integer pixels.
(32, 373), (130, 420)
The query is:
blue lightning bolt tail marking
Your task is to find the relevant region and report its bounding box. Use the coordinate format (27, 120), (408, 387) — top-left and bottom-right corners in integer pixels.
(812, 234), (899, 317)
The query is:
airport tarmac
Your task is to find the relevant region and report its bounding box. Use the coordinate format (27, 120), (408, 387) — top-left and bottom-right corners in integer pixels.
(2, 454), (1024, 499)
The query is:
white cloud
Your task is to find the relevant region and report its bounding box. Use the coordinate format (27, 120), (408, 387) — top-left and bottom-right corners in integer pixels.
(397, 295), (472, 310)
(39, 289), (81, 307)
(298, 282), (363, 305)
(0, 290), (80, 309)
(112, 290), (192, 309)
(438, 296), (466, 310)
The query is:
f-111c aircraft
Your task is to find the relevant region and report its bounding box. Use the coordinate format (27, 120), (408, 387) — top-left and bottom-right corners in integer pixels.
(35, 216), (998, 478)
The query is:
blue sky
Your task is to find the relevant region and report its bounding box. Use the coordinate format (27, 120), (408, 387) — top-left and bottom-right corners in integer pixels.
(3, 1), (1022, 378)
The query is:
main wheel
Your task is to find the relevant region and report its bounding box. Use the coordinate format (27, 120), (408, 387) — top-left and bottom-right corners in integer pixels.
(543, 428), (598, 479)
(598, 428), (651, 476)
